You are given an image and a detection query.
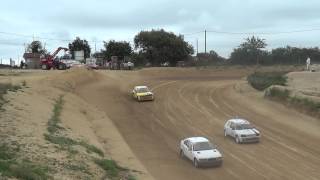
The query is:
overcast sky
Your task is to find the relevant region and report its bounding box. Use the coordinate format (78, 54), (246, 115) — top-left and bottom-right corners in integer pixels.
(1, 0), (320, 64)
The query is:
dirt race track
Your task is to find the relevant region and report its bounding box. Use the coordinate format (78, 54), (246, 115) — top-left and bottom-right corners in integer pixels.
(75, 68), (320, 180)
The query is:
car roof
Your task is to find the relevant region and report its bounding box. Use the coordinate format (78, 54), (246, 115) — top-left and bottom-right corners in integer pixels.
(228, 118), (250, 124)
(187, 137), (209, 143)
(135, 86), (148, 89)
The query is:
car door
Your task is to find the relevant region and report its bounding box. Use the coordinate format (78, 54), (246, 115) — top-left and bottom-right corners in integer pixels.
(184, 142), (194, 160)
(132, 89), (137, 98)
(225, 121), (232, 136)
(182, 140), (190, 158)
(229, 123), (236, 137)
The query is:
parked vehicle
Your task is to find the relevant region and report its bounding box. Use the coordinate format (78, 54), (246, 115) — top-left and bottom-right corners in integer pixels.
(132, 86), (154, 101)
(126, 61), (134, 70)
(40, 47), (69, 70)
(179, 137), (223, 168)
(224, 118), (260, 143)
(161, 61), (170, 67)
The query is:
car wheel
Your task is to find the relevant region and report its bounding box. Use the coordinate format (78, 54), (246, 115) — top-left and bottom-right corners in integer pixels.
(180, 150), (184, 158)
(194, 158), (199, 168)
(58, 64), (65, 70)
(235, 136), (240, 144)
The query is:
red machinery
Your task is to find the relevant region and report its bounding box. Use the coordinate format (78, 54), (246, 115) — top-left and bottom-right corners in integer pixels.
(40, 47), (69, 70)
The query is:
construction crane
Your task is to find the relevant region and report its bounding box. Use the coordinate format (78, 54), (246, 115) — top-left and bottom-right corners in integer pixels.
(40, 47), (69, 70)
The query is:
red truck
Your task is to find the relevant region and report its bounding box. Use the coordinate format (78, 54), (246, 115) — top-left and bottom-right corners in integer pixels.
(40, 47), (69, 70)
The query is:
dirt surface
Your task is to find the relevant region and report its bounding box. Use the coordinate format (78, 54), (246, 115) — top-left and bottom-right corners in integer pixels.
(0, 69), (153, 179)
(286, 71), (320, 101)
(75, 68), (320, 180)
(1, 67), (320, 180)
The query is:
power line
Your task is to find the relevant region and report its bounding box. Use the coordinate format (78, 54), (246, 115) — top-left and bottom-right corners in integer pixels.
(182, 31), (204, 36)
(0, 31), (105, 43)
(206, 28), (320, 35)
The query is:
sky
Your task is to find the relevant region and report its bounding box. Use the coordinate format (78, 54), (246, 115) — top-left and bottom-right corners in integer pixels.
(1, 0), (320, 64)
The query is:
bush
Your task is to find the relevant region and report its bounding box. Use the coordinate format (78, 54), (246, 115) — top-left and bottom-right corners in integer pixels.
(289, 96), (320, 114)
(95, 159), (122, 178)
(0, 83), (22, 99)
(0, 144), (50, 179)
(266, 87), (290, 100)
(247, 72), (287, 91)
(265, 87), (320, 117)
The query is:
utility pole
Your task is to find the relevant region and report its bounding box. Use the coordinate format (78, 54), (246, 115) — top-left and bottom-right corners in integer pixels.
(204, 29), (207, 54)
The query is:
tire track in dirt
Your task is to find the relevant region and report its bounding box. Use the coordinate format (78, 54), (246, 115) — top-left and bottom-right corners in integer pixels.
(75, 69), (320, 180)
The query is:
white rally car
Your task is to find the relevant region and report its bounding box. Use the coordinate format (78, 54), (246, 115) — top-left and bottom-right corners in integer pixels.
(179, 137), (223, 168)
(224, 118), (260, 143)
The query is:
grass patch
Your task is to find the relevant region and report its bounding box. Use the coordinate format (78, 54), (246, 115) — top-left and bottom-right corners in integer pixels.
(0, 144), (50, 179)
(0, 83), (23, 111)
(265, 87), (320, 117)
(64, 163), (92, 175)
(79, 141), (104, 157)
(265, 87), (290, 100)
(45, 96), (105, 157)
(0, 83), (22, 98)
(8, 163), (50, 180)
(0, 145), (15, 160)
(128, 175), (137, 180)
(44, 134), (77, 146)
(289, 96), (320, 116)
(47, 95), (64, 134)
(45, 134), (104, 157)
(247, 72), (287, 91)
(94, 159), (127, 179)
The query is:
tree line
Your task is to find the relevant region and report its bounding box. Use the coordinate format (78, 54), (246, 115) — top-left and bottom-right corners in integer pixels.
(27, 30), (320, 66)
(230, 36), (320, 65)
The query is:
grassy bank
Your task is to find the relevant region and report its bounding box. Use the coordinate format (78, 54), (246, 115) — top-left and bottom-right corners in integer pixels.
(0, 83), (24, 110)
(247, 72), (287, 91)
(0, 144), (50, 179)
(44, 95), (136, 179)
(265, 87), (320, 117)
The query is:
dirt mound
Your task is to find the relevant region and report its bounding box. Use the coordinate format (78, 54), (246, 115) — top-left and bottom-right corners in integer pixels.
(0, 68), (153, 179)
(286, 72), (320, 102)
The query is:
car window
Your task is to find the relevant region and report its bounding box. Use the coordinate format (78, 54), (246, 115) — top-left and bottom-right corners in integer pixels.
(193, 142), (214, 151)
(136, 87), (149, 93)
(184, 140), (189, 147)
(235, 124), (254, 130)
(230, 123), (235, 129)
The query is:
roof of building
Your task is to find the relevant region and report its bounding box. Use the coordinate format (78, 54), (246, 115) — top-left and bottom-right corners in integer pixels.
(23, 53), (41, 59)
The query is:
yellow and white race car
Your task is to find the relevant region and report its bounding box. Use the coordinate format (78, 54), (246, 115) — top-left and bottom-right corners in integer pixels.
(132, 86), (154, 101)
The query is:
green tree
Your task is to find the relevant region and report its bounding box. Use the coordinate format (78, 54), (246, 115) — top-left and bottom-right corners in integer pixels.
(103, 40), (132, 60)
(230, 36), (267, 65)
(68, 37), (91, 59)
(27, 41), (47, 54)
(271, 46), (320, 65)
(197, 50), (225, 66)
(134, 29), (194, 66)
